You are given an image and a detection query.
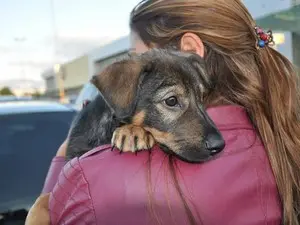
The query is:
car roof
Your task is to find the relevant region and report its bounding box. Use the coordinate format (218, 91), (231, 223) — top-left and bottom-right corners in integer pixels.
(0, 95), (32, 101)
(0, 101), (76, 115)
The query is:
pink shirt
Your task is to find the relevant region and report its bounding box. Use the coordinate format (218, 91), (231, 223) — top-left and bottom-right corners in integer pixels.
(43, 105), (282, 225)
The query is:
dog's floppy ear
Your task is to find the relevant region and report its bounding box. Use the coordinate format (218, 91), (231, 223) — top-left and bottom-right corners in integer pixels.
(91, 59), (144, 119)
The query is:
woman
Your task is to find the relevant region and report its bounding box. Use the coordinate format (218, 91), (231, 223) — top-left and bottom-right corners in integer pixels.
(32, 0), (300, 224)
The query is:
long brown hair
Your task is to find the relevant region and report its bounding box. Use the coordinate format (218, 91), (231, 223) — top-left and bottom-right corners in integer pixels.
(130, 0), (300, 224)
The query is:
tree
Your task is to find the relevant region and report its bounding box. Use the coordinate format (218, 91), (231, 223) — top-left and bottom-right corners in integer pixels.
(32, 90), (42, 98)
(0, 86), (14, 96)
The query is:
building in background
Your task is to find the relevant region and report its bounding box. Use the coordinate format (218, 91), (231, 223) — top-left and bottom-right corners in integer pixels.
(42, 55), (89, 102)
(88, 36), (130, 77)
(60, 55), (89, 100)
(41, 37), (130, 102)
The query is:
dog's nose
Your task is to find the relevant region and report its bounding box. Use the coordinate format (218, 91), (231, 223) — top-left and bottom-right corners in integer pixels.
(205, 133), (225, 155)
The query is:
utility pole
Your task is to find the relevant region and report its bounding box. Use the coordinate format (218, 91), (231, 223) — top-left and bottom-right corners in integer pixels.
(50, 0), (65, 103)
(53, 64), (65, 102)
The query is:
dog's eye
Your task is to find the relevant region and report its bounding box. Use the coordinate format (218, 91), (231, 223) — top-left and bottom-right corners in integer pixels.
(164, 96), (179, 107)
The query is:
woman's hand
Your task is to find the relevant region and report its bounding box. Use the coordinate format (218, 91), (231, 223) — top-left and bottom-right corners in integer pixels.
(25, 193), (50, 225)
(56, 139), (69, 157)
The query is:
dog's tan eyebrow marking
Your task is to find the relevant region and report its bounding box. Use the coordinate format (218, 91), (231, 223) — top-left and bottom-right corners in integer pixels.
(132, 110), (145, 126)
(154, 85), (186, 100)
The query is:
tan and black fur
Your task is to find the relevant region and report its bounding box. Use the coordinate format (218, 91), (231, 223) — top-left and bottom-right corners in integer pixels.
(66, 49), (225, 163)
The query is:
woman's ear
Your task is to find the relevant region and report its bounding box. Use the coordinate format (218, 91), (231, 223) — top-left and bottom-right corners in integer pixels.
(180, 32), (205, 58)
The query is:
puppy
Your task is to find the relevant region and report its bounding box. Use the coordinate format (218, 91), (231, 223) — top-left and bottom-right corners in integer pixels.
(66, 49), (225, 163)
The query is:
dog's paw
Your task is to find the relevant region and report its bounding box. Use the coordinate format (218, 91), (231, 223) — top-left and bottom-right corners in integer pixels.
(111, 125), (155, 153)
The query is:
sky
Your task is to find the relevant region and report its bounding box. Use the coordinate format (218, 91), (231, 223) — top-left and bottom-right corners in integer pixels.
(0, 0), (140, 83)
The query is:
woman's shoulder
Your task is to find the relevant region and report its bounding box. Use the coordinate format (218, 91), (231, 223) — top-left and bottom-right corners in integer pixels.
(207, 105), (263, 150)
(58, 142), (281, 225)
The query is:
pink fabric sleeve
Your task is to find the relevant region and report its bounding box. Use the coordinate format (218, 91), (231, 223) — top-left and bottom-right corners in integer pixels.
(42, 156), (66, 193)
(49, 157), (97, 225)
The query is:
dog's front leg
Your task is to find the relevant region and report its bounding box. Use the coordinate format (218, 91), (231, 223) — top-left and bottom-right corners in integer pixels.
(112, 125), (155, 153)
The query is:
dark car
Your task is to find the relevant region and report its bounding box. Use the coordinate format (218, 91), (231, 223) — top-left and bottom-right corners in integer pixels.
(0, 101), (77, 224)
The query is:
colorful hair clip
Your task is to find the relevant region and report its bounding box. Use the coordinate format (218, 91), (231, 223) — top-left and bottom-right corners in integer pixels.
(254, 26), (275, 49)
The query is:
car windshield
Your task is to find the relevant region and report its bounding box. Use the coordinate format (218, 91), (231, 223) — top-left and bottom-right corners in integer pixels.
(0, 111), (75, 212)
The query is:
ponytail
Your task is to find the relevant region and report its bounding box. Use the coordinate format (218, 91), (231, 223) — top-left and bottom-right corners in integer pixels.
(252, 47), (300, 225)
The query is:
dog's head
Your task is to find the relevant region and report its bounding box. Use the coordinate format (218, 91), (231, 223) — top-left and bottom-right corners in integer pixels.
(92, 49), (225, 163)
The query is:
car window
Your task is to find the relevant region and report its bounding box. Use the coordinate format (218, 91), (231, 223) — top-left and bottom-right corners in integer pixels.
(74, 82), (99, 110)
(0, 111), (76, 212)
